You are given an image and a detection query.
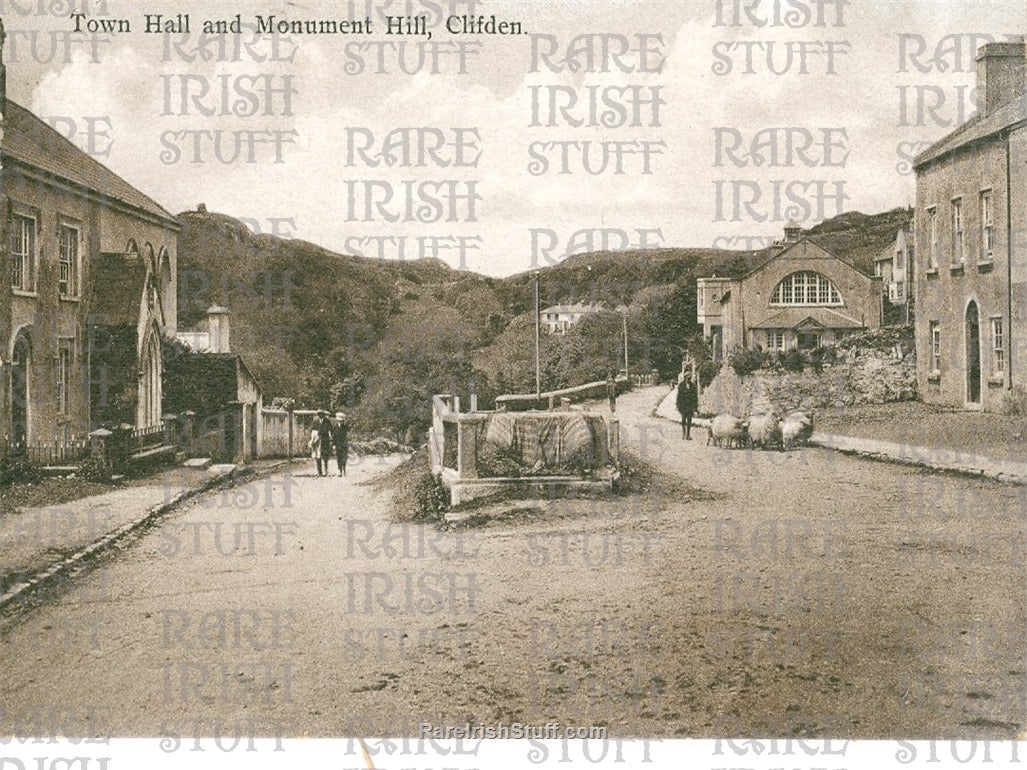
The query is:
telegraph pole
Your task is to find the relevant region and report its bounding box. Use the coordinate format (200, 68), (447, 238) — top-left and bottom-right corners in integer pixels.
(622, 308), (629, 378)
(534, 271), (542, 401)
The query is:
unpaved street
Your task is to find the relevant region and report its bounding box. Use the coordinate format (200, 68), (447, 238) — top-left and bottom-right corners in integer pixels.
(0, 387), (1023, 740)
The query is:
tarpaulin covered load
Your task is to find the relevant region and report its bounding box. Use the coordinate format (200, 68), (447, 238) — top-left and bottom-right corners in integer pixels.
(480, 412), (607, 476)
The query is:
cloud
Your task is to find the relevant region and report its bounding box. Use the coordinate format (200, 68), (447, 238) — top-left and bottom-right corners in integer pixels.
(20, 0), (1027, 275)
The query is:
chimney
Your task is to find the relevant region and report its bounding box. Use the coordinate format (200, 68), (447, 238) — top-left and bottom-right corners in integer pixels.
(205, 306), (230, 353)
(197, 202), (207, 212)
(783, 219), (802, 242)
(976, 38), (1027, 117)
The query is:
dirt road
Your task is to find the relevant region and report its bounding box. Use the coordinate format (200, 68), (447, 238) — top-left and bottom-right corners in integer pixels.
(0, 387), (1022, 740)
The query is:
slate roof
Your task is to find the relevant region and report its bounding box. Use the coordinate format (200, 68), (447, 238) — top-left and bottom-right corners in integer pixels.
(4, 100), (178, 226)
(749, 307), (866, 330)
(914, 91), (1027, 168)
(541, 302), (605, 315)
(739, 236), (872, 280)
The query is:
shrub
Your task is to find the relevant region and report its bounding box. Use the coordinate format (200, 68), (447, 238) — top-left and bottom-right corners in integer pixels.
(0, 454), (41, 487)
(781, 348), (806, 372)
(807, 345), (837, 373)
(697, 359), (720, 388)
(77, 454), (113, 484)
(412, 473), (450, 522)
(729, 347), (767, 376)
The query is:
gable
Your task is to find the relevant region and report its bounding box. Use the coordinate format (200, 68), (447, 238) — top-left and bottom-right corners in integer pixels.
(743, 237), (874, 288)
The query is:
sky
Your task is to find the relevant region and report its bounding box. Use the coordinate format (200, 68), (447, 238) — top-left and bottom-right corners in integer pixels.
(5, 0), (1026, 275)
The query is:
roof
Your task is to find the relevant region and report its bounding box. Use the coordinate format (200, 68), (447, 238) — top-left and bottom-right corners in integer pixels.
(914, 90), (1027, 167)
(873, 228), (914, 262)
(4, 100), (179, 226)
(541, 302), (604, 314)
(749, 307), (866, 330)
(741, 236), (871, 280)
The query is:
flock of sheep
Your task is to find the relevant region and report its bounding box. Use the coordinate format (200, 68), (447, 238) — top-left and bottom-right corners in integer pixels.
(705, 410), (814, 451)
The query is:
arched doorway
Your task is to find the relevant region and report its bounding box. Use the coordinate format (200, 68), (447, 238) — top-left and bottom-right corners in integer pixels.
(10, 331), (30, 452)
(966, 301), (982, 406)
(138, 328), (162, 427)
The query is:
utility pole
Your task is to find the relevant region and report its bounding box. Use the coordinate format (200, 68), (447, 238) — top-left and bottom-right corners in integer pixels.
(622, 308), (629, 378)
(535, 271), (542, 401)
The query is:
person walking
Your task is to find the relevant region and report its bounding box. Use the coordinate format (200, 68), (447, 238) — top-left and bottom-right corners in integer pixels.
(332, 412), (350, 476)
(308, 423), (321, 475)
(606, 372), (617, 413)
(314, 410), (333, 476)
(676, 376), (698, 440)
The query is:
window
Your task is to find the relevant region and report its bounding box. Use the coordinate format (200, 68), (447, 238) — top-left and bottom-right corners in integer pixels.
(875, 261), (883, 277)
(57, 341), (72, 414)
(980, 190), (994, 261)
(894, 248), (904, 274)
(926, 207), (937, 269)
(930, 321), (940, 372)
(10, 214), (36, 292)
(992, 317), (1004, 374)
(768, 330), (785, 350)
(771, 271), (841, 306)
(58, 224), (79, 297)
(951, 198), (963, 265)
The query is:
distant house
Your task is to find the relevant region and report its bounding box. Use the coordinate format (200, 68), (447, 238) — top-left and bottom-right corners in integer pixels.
(697, 222), (883, 359)
(873, 228), (914, 325)
(169, 307), (263, 461)
(0, 33), (179, 452)
(541, 301), (607, 334)
(913, 39), (1026, 411)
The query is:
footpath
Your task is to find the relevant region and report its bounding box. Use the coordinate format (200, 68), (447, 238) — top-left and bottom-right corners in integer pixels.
(0, 458), (300, 611)
(652, 386), (1027, 485)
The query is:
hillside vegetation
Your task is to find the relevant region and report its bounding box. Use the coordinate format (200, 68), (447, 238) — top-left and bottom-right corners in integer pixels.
(175, 207), (912, 442)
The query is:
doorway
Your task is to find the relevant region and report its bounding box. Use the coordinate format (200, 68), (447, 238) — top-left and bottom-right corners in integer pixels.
(965, 301), (981, 406)
(797, 332), (822, 351)
(11, 332), (30, 452)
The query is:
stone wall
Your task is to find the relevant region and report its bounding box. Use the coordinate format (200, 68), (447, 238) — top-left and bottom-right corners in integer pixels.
(699, 348), (917, 416)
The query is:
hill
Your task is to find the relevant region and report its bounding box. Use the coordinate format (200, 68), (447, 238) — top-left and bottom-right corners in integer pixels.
(174, 207), (913, 440)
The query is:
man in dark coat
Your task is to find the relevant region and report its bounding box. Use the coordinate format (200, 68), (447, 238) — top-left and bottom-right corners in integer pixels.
(606, 373), (617, 413)
(676, 377), (698, 439)
(315, 410), (333, 476)
(332, 412), (350, 476)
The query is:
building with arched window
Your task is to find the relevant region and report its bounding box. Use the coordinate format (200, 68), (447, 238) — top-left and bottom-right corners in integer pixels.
(697, 223), (883, 360)
(0, 40), (179, 452)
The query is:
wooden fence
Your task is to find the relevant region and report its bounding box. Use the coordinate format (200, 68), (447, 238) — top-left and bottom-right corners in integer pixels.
(131, 424), (165, 452)
(17, 440), (90, 466)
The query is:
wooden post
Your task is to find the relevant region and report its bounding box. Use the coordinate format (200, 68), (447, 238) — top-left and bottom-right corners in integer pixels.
(287, 407), (294, 460)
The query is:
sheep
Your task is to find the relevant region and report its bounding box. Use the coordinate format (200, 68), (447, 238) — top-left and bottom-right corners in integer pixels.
(748, 412), (783, 450)
(707, 414), (750, 448)
(780, 410), (814, 449)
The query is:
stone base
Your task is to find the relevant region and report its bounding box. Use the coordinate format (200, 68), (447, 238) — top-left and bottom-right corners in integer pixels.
(443, 468), (618, 506)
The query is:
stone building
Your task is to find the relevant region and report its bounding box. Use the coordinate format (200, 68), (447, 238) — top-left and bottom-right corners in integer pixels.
(697, 222), (883, 359)
(0, 32), (179, 451)
(873, 228), (914, 325)
(169, 306), (264, 461)
(913, 39), (1026, 411)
